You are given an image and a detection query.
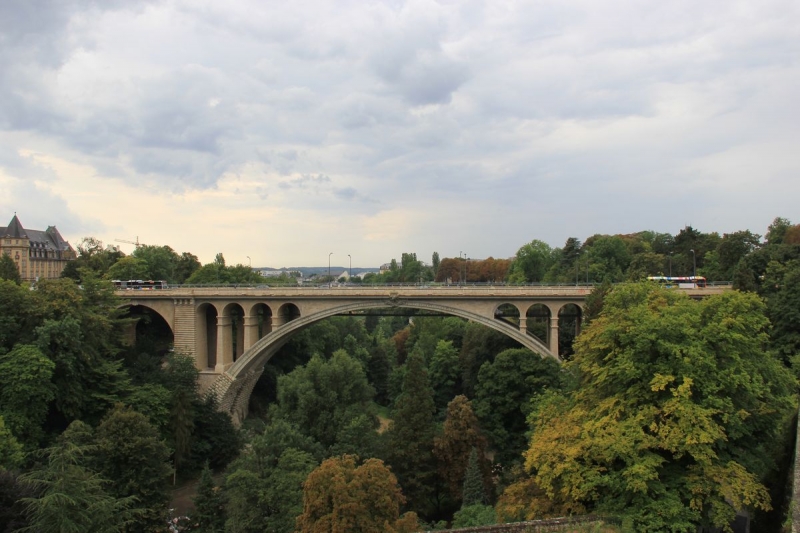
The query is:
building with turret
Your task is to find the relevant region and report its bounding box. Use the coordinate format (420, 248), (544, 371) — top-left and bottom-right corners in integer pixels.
(0, 214), (76, 281)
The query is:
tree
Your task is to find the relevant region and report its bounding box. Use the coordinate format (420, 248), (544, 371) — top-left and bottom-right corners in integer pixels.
(60, 237), (125, 281)
(132, 245), (178, 282)
(104, 256), (149, 281)
(224, 419), (320, 533)
(519, 284), (796, 531)
(18, 421), (138, 533)
(192, 463), (226, 532)
(0, 415), (23, 470)
(162, 355), (198, 478)
(432, 397), (492, 504)
(386, 351), (438, 517)
(0, 279), (37, 352)
(472, 348), (562, 466)
(0, 344), (55, 448)
(175, 252), (201, 284)
(766, 217), (792, 245)
(0, 254), (20, 284)
(0, 468), (33, 532)
(367, 335), (395, 406)
(428, 340), (461, 411)
(297, 455), (418, 533)
(93, 405), (172, 531)
(507, 240), (554, 283)
(276, 351), (376, 450)
(431, 251), (440, 278)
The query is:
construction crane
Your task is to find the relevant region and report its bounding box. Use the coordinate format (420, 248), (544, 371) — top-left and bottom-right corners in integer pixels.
(114, 237), (145, 248)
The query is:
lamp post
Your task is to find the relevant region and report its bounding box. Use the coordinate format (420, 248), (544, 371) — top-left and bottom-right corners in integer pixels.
(247, 256), (251, 268)
(328, 252), (333, 281)
(348, 254), (351, 279)
(689, 249), (696, 277)
(459, 251), (463, 284)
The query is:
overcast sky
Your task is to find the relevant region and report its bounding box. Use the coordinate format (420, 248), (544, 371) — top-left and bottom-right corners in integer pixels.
(1, 0), (798, 268)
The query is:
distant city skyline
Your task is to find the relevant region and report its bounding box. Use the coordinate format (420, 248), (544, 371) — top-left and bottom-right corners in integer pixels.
(1, 1), (797, 266)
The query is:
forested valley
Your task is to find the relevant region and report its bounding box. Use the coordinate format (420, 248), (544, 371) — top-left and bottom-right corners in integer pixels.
(1, 217), (800, 532)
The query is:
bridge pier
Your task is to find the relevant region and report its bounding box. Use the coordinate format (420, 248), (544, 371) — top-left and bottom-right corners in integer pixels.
(215, 315), (234, 373)
(549, 317), (559, 357)
(243, 314), (260, 351)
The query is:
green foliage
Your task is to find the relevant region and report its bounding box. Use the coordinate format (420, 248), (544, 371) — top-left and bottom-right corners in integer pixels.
(104, 255), (149, 281)
(585, 234), (631, 282)
(508, 239), (555, 283)
(368, 335), (395, 406)
(186, 253), (266, 285)
(0, 254), (21, 284)
(192, 463), (226, 532)
(452, 503), (496, 528)
(224, 420), (319, 533)
(18, 422), (138, 533)
(523, 284), (796, 532)
(0, 279), (37, 351)
(60, 237), (125, 282)
(473, 348), (562, 466)
(461, 448), (486, 506)
(276, 350), (376, 450)
(386, 351), (438, 516)
(429, 340), (461, 412)
(459, 322), (519, 397)
(188, 395), (242, 471)
(766, 217), (792, 245)
(433, 397), (492, 505)
(0, 415), (24, 470)
(0, 469), (33, 532)
(0, 344), (55, 448)
(93, 405), (172, 532)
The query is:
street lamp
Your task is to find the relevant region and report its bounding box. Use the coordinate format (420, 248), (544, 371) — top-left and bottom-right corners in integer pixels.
(459, 251), (463, 284)
(247, 256), (251, 268)
(348, 254), (351, 279)
(328, 252), (333, 280)
(465, 256), (469, 284)
(689, 249), (696, 277)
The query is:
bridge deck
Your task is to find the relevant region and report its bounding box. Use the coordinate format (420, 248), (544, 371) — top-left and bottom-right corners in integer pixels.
(116, 284), (731, 300)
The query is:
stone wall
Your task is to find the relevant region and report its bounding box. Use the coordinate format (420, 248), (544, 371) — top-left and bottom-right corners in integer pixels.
(424, 516), (619, 533)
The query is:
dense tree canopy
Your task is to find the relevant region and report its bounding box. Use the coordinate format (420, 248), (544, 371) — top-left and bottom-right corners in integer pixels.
(297, 455), (418, 533)
(515, 284), (796, 532)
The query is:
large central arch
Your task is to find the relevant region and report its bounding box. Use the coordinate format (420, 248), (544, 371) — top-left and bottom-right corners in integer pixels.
(230, 300), (557, 379)
(210, 299), (558, 423)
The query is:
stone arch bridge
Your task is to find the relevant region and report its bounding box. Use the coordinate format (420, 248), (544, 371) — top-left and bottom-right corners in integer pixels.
(118, 285), (726, 423)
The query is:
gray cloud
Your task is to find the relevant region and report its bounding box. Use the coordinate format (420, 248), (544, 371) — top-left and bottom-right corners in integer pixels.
(0, 0), (798, 264)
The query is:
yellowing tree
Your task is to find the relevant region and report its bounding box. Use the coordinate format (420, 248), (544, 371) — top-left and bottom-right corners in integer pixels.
(297, 455), (418, 533)
(504, 284), (796, 532)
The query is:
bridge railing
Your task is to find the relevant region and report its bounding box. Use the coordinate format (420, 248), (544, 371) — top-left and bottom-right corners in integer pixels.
(112, 281), (734, 290)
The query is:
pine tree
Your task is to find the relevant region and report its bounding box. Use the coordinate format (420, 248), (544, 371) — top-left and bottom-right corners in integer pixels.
(461, 448), (485, 506)
(386, 351), (437, 516)
(192, 463), (225, 532)
(18, 422), (138, 533)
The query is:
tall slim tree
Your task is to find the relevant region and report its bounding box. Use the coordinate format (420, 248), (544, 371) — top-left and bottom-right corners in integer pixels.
(386, 351), (438, 516)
